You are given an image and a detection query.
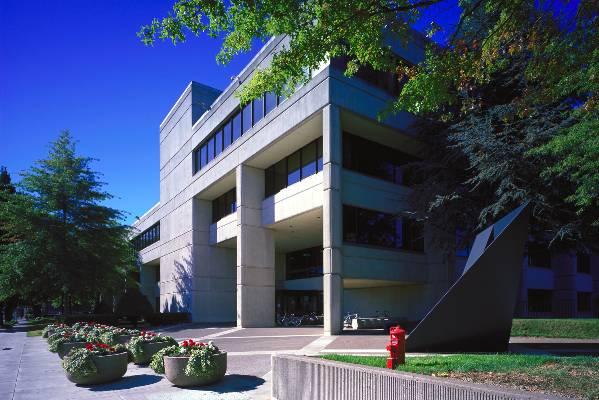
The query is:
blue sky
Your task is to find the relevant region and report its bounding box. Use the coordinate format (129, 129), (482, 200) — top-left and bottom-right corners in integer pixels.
(0, 0), (260, 224)
(0, 1), (460, 225)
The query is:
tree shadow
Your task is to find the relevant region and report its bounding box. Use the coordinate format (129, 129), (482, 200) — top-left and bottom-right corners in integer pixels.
(85, 373), (162, 391)
(161, 256), (194, 314)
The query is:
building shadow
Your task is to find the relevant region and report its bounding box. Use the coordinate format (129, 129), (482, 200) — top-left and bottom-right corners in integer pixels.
(85, 374), (162, 391)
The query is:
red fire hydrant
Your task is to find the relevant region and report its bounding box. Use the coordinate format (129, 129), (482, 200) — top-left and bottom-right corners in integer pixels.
(386, 325), (405, 369)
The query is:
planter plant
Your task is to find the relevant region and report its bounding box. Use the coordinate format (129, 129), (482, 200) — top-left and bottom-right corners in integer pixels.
(62, 343), (129, 385)
(99, 327), (140, 345)
(127, 331), (177, 364)
(42, 323), (69, 339)
(48, 331), (90, 358)
(150, 339), (226, 387)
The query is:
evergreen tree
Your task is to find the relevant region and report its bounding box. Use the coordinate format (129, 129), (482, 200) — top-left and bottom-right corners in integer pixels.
(0, 132), (137, 313)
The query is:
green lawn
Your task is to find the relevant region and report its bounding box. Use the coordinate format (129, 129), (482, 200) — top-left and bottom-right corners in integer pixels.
(26, 329), (42, 337)
(511, 318), (599, 339)
(321, 354), (599, 400)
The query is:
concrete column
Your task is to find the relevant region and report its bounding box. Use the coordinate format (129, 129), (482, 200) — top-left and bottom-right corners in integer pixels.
(322, 104), (343, 335)
(553, 252), (576, 317)
(236, 164), (276, 327)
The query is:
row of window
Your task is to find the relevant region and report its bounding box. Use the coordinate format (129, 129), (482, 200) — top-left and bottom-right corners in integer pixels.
(286, 247), (323, 280)
(527, 243), (592, 274)
(330, 56), (409, 97)
(265, 137), (323, 198)
(212, 188), (237, 223)
(193, 91), (285, 174)
(343, 132), (420, 186)
(528, 289), (592, 313)
(132, 222), (160, 251)
(343, 205), (424, 252)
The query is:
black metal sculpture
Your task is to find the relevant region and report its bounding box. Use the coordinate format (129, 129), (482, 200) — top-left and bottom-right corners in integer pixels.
(406, 203), (531, 352)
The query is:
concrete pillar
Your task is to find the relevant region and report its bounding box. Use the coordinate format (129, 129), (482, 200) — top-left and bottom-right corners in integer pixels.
(236, 164), (276, 327)
(322, 104), (343, 335)
(553, 252), (577, 317)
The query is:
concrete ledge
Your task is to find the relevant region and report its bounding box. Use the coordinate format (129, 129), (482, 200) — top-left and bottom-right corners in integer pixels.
(271, 354), (570, 400)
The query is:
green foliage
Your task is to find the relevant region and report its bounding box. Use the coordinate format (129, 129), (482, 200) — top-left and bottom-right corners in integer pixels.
(149, 345), (179, 374)
(511, 319), (599, 339)
(62, 348), (97, 378)
(127, 333), (177, 361)
(185, 342), (220, 377)
(0, 131), (137, 310)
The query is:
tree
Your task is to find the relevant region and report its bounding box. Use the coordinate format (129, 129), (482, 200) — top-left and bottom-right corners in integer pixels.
(0, 166), (18, 324)
(140, 0), (598, 248)
(0, 132), (137, 313)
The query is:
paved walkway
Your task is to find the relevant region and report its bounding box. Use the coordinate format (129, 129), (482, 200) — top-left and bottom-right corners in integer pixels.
(3, 324), (597, 400)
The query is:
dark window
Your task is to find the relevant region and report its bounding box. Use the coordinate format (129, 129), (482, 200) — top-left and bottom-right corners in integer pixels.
(528, 289), (552, 313)
(232, 112), (242, 141)
(253, 95), (264, 125)
(317, 137), (323, 171)
(200, 145), (207, 170)
(193, 149), (200, 173)
(132, 222), (161, 251)
(301, 141), (317, 178)
(264, 138), (322, 198)
(215, 130), (223, 157)
(287, 151), (301, 186)
(577, 253), (591, 274)
(331, 56), (409, 96)
(286, 247), (323, 280)
(343, 132), (419, 186)
(223, 120), (232, 148)
(265, 91), (277, 114)
(577, 292), (591, 312)
(207, 137), (215, 163)
(528, 243), (551, 269)
(212, 188), (236, 223)
(343, 205), (424, 252)
(242, 103), (252, 134)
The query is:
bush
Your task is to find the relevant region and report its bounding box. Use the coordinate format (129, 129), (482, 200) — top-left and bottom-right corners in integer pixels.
(145, 312), (191, 326)
(115, 288), (153, 324)
(56, 314), (119, 326)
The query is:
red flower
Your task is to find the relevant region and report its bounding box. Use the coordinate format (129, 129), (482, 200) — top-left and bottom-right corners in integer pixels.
(182, 340), (188, 347)
(85, 344), (93, 351)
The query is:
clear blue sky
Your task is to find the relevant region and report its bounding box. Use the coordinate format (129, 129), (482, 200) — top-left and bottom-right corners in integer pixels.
(0, 0), (259, 224)
(0, 1), (460, 226)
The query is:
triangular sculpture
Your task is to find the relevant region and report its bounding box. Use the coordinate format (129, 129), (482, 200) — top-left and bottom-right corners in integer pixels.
(406, 203), (530, 352)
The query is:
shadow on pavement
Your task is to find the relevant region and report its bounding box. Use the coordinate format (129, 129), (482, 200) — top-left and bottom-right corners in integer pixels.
(86, 374), (163, 391)
(186, 374), (266, 393)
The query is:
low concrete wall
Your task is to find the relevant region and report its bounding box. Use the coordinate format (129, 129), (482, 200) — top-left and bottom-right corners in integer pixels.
(271, 355), (569, 400)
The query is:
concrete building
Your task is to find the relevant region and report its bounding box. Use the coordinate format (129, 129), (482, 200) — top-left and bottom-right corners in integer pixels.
(131, 33), (456, 334)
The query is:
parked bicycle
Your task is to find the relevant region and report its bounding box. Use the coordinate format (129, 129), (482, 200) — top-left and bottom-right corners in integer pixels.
(343, 312), (358, 328)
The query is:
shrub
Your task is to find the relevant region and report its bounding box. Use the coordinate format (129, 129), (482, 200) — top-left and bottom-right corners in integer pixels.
(127, 331), (177, 361)
(149, 339), (221, 377)
(145, 312), (191, 326)
(62, 343), (127, 378)
(48, 331), (89, 353)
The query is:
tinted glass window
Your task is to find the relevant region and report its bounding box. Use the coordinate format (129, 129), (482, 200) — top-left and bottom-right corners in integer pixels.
(265, 91), (277, 114)
(577, 253), (590, 274)
(253, 95), (264, 125)
(242, 103), (252, 134)
(223, 121), (232, 148)
(317, 137), (323, 171)
(578, 292), (591, 312)
(274, 159), (287, 194)
(200, 145), (207, 170)
(528, 243), (551, 268)
(215, 130), (223, 156)
(528, 289), (552, 313)
(232, 112), (242, 141)
(212, 188), (236, 223)
(287, 151), (301, 186)
(301, 141), (317, 178)
(286, 247), (323, 280)
(207, 137), (215, 162)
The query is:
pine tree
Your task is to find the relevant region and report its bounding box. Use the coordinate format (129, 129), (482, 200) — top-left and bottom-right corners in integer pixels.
(0, 132), (137, 313)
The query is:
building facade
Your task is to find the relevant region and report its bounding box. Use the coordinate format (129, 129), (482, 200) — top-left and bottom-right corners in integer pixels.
(131, 34), (457, 334)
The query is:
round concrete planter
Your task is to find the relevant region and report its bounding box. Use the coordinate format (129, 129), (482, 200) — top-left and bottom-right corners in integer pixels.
(65, 352), (128, 385)
(131, 341), (172, 365)
(164, 352), (227, 387)
(116, 335), (132, 345)
(58, 342), (87, 359)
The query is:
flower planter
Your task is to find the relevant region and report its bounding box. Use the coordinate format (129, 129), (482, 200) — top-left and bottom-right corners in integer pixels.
(65, 352), (128, 385)
(58, 342), (87, 359)
(164, 352), (227, 387)
(116, 334), (132, 345)
(132, 341), (172, 364)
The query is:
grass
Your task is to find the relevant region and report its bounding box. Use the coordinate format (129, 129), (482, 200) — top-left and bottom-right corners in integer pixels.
(321, 354), (599, 400)
(511, 318), (599, 339)
(26, 329), (43, 337)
